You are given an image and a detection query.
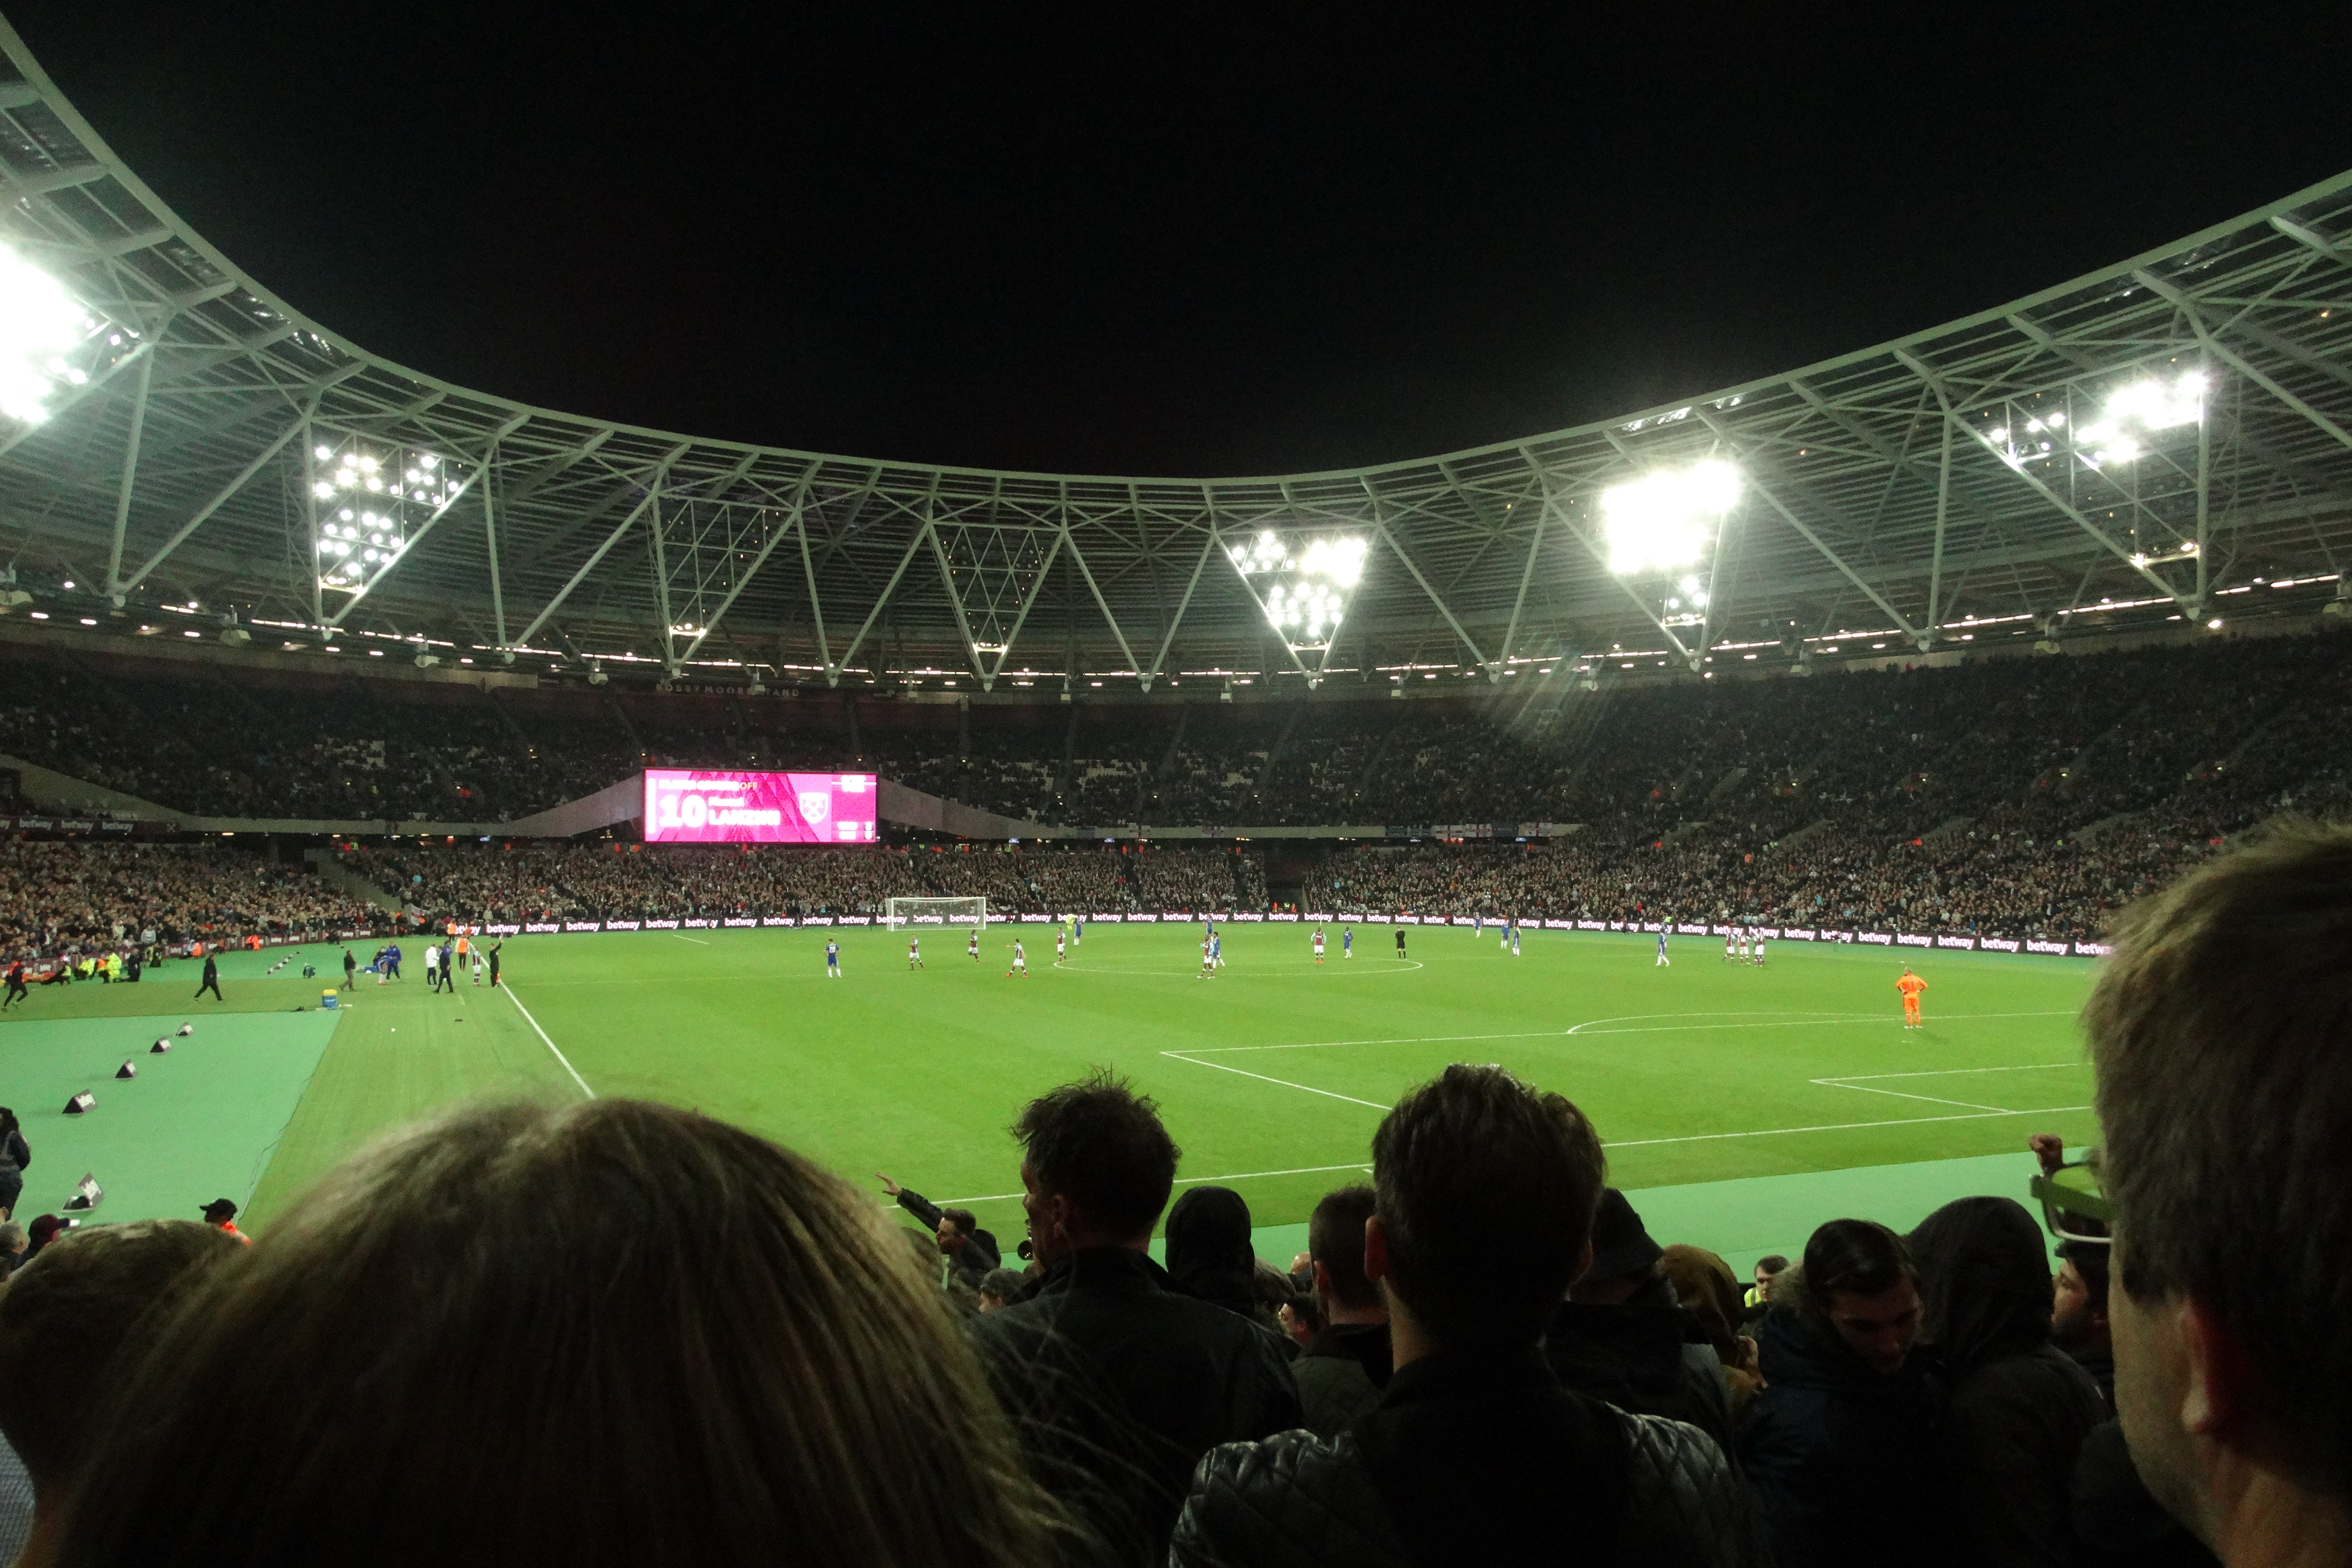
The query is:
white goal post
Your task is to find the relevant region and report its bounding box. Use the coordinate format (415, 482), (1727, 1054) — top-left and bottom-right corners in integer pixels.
(884, 897), (989, 933)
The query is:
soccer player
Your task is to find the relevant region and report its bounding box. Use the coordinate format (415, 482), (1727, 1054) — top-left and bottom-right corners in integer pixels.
(909, 936), (923, 970)
(1008, 939), (1029, 978)
(1073, 916), (1083, 947)
(1752, 934), (1767, 968)
(1342, 926), (1353, 959)
(1312, 926), (1325, 964)
(1199, 935), (1215, 978)
(1055, 927), (1067, 965)
(487, 940), (502, 988)
(1394, 926), (1407, 960)
(1211, 931), (1224, 970)
(1897, 966), (1927, 1028)
(1724, 930), (1736, 963)
(968, 928), (981, 963)
(1474, 911), (1484, 940)
(825, 939), (841, 979)
(2, 960), (26, 1010)
(1510, 924), (1521, 958)
(1657, 928), (1671, 967)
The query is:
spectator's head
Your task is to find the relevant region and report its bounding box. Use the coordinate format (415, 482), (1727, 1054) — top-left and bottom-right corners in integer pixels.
(1796, 1218), (1923, 1376)
(1163, 1185), (1256, 1316)
(0, 1219), (241, 1516)
(2085, 820), (2352, 1550)
(2053, 1239), (2111, 1354)
(23, 1215), (60, 1257)
(1568, 1188), (1663, 1304)
(1753, 1254), (1790, 1299)
(1011, 1069), (1179, 1264)
(1365, 1064), (1604, 1351)
(0, 1222), (24, 1259)
(1660, 1244), (1745, 1365)
(54, 1099), (1074, 1567)
(1307, 1185), (1382, 1322)
(1906, 1196), (2055, 1375)
(935, 1205), (978, 1256)
(976, 1267), (1026, 1312)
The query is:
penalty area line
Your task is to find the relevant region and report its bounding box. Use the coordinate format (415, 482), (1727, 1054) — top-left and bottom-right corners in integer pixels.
(930, 1160), (1378, 1207)
(1161, 1050), (1391, 1109)
(502, 982), (595, 1099)
(673, 934), (710, 945)
(1606, 1103), (2094, 1149)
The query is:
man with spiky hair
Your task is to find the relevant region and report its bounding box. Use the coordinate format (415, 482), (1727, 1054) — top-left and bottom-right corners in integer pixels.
(2085, 820), (2352, 1567)
(1174, 1065), (1758, 1567)
(974, 1069), (1297, 1560)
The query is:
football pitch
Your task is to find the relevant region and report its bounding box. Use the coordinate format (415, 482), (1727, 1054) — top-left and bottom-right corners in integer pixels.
(0, 924), (2102, 1269)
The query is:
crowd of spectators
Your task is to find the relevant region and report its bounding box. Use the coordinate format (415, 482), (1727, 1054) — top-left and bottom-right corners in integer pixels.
(0, 826), (2337, 1565)
(345, 841), (1260, 924)
(0, 841), (380, 961)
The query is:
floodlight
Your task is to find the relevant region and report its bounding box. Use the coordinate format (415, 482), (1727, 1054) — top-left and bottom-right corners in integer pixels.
(2077, 370), (2204, 463)
(1600, 460), (1740, 575)
(0, 243), (92, 425)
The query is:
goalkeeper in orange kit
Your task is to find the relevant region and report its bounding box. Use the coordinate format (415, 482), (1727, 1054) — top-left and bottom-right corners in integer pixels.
(1897, 966), (1928, 1029)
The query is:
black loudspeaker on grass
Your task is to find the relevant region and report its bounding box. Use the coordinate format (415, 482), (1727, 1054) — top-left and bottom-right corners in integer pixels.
(150, 1037), (170, 1053)
(63, 1091), (94, 1114)
(115, 1061), (137, 1080)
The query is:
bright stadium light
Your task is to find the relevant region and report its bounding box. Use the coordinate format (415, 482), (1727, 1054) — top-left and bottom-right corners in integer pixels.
(311, 432), (469, 596)
(1227, 531), (1369, 652)
(1600, 460), (1740, 575)
(2077, 370), (2205, 466)
(0, 243), (99, 426)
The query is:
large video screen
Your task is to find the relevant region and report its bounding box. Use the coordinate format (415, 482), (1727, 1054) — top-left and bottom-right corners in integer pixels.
(642, 769), (879, 844)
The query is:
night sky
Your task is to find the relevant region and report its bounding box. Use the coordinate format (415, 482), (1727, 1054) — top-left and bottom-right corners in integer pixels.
(12, 6), (2350, 477)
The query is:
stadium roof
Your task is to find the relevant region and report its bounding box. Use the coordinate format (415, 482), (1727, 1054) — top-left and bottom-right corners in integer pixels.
(3, 18), (2350, 695)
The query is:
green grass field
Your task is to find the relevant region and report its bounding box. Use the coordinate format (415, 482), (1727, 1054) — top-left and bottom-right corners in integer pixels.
(0, 922), (2102, 1269)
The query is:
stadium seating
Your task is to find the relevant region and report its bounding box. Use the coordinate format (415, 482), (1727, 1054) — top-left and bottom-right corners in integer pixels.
(2, 629), (2348, 951)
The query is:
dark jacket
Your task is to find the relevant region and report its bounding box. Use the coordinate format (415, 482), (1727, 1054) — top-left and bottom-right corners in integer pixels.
(1545, 1274), (1736, 1457)
(0, 1130), (27, 1173)
(1739, 1305), (1961, 1567)
(1291, 1320), (1390, 1439)
(972, 1245), (1300, 1561)
(892, 1187), (1000, 1281)
(1173, 1349), (1761, 1568)
(2068, 1340), (2116, 1409)
(1947, 1343), (2109, 1568)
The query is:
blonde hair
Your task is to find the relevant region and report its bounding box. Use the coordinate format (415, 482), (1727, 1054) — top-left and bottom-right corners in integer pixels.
(59, 1099), (1082, 1567)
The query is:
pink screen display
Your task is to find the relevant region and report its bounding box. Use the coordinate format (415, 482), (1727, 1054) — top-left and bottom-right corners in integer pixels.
(641, 770), (879, 844)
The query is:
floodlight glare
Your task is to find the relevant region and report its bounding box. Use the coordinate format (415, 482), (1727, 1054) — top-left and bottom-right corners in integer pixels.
(2077, 370), (2205, 464)
(1600, 460), (1740, 575)
(1229, 530), (1370, 648)
(0, 243), (91, 425)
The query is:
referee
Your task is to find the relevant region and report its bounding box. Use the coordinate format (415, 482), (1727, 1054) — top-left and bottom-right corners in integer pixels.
(1395, 926), (1407, 959)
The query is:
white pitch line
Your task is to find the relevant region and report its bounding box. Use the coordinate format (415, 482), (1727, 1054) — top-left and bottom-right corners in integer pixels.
(501, 983), (595, 1099)
(1823, 1061), (2082, 1082)
(673, 934), (710, 945)
(1606, 1104), (2093, 1148)
(1161, 1051), (1392, 1109)
(1809, 1078), (2009, 1113)
(930, 1160), (1381, 1207)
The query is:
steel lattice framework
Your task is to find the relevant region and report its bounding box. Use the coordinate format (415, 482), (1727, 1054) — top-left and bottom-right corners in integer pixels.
(3, 18), (2350, 695)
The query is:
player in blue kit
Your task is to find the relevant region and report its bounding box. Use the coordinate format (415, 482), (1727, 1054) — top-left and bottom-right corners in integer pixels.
(1656, 928), (1671, 966)
(1343, 926), (1353, 959)
(1211, 931), (1224, 970)
(825, 938), (840, 978)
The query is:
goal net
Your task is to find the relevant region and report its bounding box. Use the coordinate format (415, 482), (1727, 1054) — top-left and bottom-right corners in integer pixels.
(884, 897), (989, 933)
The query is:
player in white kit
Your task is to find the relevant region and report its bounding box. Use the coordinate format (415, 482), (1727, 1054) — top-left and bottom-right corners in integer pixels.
(1724, 931), (1737, 963)
(1006, 939), (1027, 977)
(908, 937), (922, 970)
(1752, 934), (1767, 968)
(1055, 928), (1066, 964)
